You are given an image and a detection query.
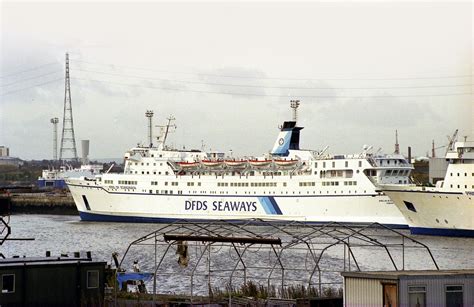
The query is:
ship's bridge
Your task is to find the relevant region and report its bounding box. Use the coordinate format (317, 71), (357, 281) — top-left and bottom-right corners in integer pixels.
(363, 154), (413, 185)
(446, 141), (474, 161)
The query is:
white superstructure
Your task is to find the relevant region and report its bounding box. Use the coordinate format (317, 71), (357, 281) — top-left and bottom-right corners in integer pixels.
(38, 164), (103, 189)
(383, 140), (474, 237)
(66, 108), (413, 227)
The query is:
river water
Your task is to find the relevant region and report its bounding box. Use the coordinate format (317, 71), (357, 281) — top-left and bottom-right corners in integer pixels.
(2, 214), (474, 295)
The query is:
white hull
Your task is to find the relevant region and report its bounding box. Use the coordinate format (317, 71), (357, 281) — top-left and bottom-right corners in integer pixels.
(68, 181), (407, 226)
(383, 139), (474, 237)
(384, 189), (474, 236)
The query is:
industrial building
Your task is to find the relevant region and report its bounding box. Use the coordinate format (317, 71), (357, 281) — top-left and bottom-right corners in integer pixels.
(429, 157), (449, 184)
(0, 254), (106, 306)
(0, 146), (9, 157)
(0, 146), (22, 167)
(342, 269), (473, 307)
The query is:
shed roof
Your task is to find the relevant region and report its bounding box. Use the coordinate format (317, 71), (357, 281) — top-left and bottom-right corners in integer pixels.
(0, 256), (106, 268)
(342, 269), (474, 280)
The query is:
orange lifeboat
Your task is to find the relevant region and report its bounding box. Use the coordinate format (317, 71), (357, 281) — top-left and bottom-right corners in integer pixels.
(248, 159), (273, 167)
(274, 159), (298, 167)
(224, 160), (248, 168)
(177, 161), (199, 169)
(201, 160), (223, 168)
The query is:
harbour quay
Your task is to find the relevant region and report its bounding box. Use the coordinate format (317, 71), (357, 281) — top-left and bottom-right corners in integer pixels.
(0, 191), (76, 214)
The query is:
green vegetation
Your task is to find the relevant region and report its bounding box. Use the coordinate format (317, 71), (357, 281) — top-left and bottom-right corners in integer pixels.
(112, 280), (342, 305)
(213, 281), (342, 300)
(0, 164), (41, 184)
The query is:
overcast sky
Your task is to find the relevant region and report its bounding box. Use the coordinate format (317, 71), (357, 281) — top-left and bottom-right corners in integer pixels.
(1, 1), (472, 160)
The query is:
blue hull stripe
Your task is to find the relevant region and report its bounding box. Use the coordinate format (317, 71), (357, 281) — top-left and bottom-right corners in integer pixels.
(257, 197), (276, 214)
(79, 211), (407, 229)
(268, 196), (283, 215)
(411, 227), (474, 238)
(257, 197), (282, 215)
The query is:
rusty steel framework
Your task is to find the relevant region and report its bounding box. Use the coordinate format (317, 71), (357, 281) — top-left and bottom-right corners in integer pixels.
(117, 220), (439, 304)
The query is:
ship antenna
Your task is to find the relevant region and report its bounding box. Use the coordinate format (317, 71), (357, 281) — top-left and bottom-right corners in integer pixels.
(290, 99), (300, 122)
(162, 115), (176, 147)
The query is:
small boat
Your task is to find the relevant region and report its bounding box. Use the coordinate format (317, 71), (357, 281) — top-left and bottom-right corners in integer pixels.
(274, 159), (298, 167)
(248, 159), (273, 167)
(200, 160), (223, 168)
(224, 160), (248, 168)
(177, 161), (199, 169)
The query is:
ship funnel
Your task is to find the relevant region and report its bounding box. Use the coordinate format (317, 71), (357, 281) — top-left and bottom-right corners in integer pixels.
(271, 121), (303, 156)
(81, 140), (90, 164)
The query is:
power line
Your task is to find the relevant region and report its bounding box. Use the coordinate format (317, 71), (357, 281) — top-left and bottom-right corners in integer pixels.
(0, 62), (59, 79)
(0, 78), (63, 97)
(72, 59), (473, 81)
(0, 71), (63, 87)
(72, 76), (472, 99)
(72, 68), (474, 90)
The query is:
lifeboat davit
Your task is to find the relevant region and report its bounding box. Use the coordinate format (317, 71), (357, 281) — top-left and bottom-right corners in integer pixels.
(201, 160), (223, 168)
(224, 160), (248, 168)
(177, 161), (199, 169)
(274, 159), (298, 167)
(248, 159), (273, 167)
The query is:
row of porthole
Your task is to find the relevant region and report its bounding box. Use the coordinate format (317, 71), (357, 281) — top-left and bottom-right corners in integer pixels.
(433, 195), (473, 200)
(435, 218), (449, 224)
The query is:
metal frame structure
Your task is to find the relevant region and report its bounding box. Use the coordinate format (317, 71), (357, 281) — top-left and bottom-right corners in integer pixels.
(117, 220), (439, 304)
(59, 52), (78, 161)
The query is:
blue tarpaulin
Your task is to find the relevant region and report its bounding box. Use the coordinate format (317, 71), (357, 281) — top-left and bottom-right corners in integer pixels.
(117, 272), (154, 287)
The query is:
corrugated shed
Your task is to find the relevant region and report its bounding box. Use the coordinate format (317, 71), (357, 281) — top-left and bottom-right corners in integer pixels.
(344, 277), (396, 307)
(399, 275), (474, 307)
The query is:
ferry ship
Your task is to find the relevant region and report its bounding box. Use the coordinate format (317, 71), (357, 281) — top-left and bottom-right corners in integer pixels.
(383, 140), (474, 237)
(66, 105), (413, 226)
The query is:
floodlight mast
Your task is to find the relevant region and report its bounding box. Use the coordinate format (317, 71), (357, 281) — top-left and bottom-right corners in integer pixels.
(50, 117), (59, 160)
(145, 110), (154, 147)
(290, 99), (300, 122)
